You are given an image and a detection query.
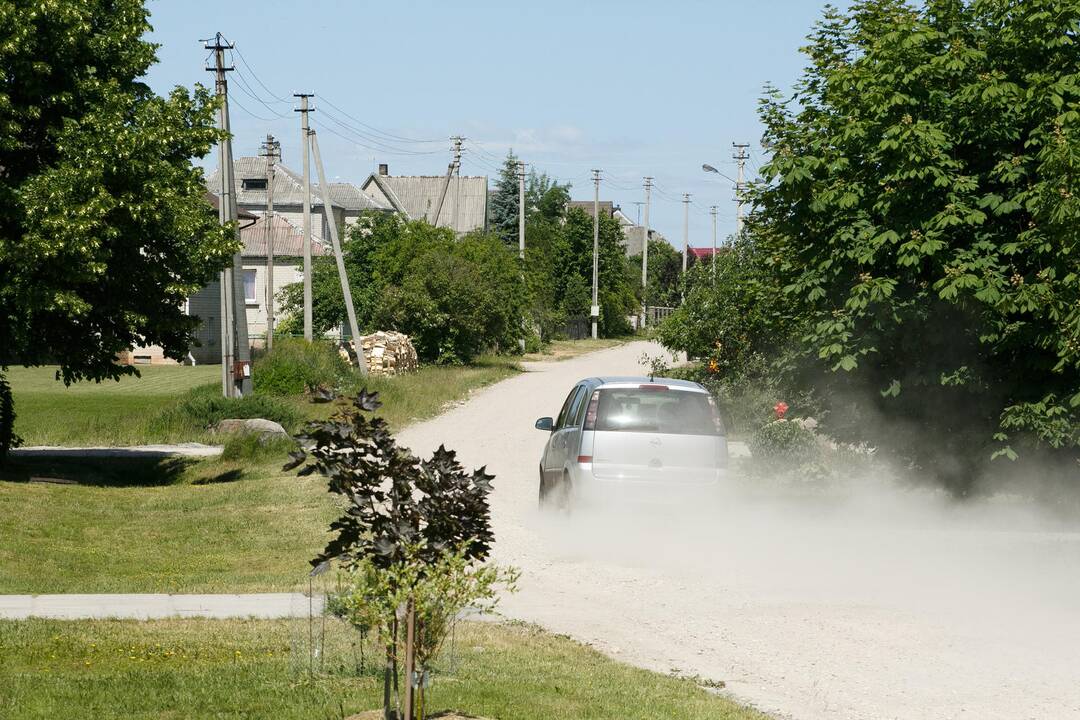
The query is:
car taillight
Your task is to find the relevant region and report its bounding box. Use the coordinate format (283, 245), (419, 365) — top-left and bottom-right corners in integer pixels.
(577, 455), (593, 463)
(637, 384), (669, 391)
(707, 396), (726, 434)
(583, 390), (600, 430)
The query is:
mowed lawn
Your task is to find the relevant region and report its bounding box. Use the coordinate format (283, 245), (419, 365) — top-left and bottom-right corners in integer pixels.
(7, 365), (221, 446)
(0, 618), (766, 720)
(0, 357), (520, 593)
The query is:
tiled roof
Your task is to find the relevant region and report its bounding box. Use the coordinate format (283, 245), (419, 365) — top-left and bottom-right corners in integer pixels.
(205, 157), (391, 212)
(362, 173), (488, 233)
(240, 212), (331, 258)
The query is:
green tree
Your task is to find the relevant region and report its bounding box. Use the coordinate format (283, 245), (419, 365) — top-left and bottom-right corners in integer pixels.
(0, 1), (234, 459)
(487, 149), (521, 246)
(630, 238), (684, 310)
(279, 212), (526, 364)
(563, 207), (638, 336)
(743, 0), (1080, 490)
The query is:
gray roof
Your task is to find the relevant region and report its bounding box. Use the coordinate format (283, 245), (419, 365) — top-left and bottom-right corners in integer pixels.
(362, 173), (488, 233)
(240, 212), (330, 258)
(568, 200), (615, 218)
(206, 157), (391, 212)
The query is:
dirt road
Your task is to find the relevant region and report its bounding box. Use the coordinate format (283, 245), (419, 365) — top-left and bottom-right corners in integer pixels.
(398, 340), (1080, 720)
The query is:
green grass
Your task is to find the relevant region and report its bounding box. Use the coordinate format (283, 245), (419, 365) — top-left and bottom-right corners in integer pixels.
(0, 462), (333, 593)
(522, 337), (630, 363)
(6, 357), (519, 446)
(6, 365), (221, 446)
(0, 356), (521, 594)
(0, 618), (766, 720)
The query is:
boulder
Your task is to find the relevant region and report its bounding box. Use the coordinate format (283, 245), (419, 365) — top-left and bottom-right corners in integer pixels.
(213, 418), (289, 441)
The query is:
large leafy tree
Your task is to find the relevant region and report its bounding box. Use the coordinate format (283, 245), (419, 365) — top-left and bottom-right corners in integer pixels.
(0, 1), (234, 457)
(563, 207), (638, 336)
(745, 0), (1080, 489)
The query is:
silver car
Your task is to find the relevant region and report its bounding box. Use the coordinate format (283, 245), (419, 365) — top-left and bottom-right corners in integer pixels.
(534, 376), (728, 508)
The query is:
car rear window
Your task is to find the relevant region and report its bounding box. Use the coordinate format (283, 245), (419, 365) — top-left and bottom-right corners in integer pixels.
(593, 388), (724, 436)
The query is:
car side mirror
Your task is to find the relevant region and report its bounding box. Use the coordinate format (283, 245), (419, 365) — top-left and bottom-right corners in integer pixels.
(535, 416), (554, 432)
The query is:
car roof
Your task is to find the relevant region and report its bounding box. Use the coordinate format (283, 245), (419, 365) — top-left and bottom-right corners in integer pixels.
(577, 376), (706, 391)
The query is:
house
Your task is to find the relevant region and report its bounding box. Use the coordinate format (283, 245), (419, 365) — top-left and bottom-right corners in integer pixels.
(205, 156), (392, 244)
(567, 200), (616, 218)
(564, 201), (665, 257)
(184, 212), (332, 364)
(360, 163), (488, 234)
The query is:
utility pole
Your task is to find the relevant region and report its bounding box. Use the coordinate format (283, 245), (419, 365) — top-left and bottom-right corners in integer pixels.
(260, 134), (280, 352)
(733, 142), (749, 237)
(517, 160), (527, 352)
(710, 205), (718, 280)
(641, 177), (652, 328)
(206, 33), (252, 398)
(451, 136), (464, 234)
(310, 131), (367, 375)
(295, 93), (314, 341)
(517, 161), (526, 260)
(591, 169), (601, 340)
(682, 193), (691, 275)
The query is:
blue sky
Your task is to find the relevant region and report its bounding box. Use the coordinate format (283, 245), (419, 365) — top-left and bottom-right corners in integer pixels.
(145, 0), (849, 247)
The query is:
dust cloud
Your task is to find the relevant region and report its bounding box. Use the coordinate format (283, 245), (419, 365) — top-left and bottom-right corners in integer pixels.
(530, 463), (1080, 714)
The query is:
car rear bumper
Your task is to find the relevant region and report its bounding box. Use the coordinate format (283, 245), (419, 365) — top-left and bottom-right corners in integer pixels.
(569, 462), (729, 507)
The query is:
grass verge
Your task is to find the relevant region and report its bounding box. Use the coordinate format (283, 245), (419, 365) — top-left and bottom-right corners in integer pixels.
(521, 337), (630, 363)
(0, 618), (765, 720)
(0, 356), (520, 594)
(6, 356), (519, 446)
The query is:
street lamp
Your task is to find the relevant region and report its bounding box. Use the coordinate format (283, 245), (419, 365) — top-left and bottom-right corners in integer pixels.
(703, 163), (745, 236)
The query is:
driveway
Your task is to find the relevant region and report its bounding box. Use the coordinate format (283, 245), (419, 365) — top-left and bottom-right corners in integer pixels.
(397, 340), (1080, 720)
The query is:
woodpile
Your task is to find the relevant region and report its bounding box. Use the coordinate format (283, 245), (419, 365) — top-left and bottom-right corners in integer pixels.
(346, 331), (419, 376)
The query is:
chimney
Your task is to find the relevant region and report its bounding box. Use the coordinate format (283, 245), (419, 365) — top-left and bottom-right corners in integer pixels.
(378, 163), (389, 176)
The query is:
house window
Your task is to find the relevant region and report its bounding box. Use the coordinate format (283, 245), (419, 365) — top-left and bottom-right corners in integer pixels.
(242, 178), (267, 191)
(243, 269), (257, 305)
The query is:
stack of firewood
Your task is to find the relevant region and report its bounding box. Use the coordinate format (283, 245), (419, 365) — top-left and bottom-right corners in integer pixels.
(345, 331), (419, 376)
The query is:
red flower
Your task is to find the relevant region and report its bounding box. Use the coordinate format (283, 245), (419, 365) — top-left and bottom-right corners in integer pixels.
(773, 401), (789, 419)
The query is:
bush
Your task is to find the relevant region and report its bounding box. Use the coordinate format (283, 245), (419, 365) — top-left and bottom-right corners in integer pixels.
(253, 338), (353, 396)
(749, 419), (819, 465)
(149, 384), (301, 437)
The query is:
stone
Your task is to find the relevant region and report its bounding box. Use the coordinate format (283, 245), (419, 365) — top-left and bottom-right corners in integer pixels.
(213, 418), (289, 441)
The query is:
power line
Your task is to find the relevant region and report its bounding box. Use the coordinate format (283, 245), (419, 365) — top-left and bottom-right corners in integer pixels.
(228, 42), (291, 103)
(315, 107), (441, 156)
(316, 95), (442, 144)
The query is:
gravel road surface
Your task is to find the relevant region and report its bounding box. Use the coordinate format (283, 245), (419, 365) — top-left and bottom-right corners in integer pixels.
(397, 340), (1080, 720)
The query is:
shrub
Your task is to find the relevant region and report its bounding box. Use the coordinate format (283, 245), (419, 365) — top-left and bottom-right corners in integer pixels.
(149, 384), (301, 437)
(749, 419), (819, 465)
(253, 338), (353, 396)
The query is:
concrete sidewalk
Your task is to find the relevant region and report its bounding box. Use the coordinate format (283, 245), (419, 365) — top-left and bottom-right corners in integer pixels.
(0, 593), (324, 620)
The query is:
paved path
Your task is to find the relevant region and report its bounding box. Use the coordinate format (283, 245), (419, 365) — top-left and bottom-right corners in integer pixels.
(11, 443), (224, 459)
(395, 339), (1080, 720)
(0, 593), (323, 620)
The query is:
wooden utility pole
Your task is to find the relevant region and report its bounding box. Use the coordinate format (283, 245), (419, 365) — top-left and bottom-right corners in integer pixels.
(641, 177), (652, 328)
(591, 169), (601, 340)
(260, 134), (280, 351)
(309, 131), (367, 374)
(206, 33), (252, 397)
(295, 93), (314, 341)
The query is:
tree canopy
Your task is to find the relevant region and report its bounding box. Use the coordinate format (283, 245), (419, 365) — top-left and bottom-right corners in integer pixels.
(0, 0), (235, 458)
(662, 0), (1080, 491)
